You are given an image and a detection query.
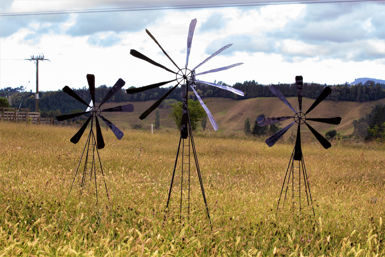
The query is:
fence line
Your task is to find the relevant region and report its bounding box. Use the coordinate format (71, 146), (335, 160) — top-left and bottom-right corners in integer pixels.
(0, 107), (54, 125)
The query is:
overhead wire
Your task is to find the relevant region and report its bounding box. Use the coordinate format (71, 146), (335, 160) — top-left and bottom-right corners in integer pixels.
(0, 0), (384, 16)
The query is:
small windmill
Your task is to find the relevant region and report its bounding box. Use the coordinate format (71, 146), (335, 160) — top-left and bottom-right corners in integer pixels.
(128, 19), (244, 226)
(257, 76), (341, 215)
(56, 74), (134, 203)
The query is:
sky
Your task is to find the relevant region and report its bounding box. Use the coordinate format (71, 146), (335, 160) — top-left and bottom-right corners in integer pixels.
(1, 0), (385, 92)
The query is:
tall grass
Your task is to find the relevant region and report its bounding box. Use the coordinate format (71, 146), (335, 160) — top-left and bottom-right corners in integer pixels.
(0, 122), (384, 256)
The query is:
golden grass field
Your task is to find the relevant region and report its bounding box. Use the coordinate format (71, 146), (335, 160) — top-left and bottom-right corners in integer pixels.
(0, 121), (384, 256)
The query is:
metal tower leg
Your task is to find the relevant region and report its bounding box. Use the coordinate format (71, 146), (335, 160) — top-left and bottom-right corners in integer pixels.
(277, 146), (315, 216)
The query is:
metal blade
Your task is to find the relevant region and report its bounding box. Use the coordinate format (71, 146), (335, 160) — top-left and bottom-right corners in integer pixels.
(192, 43), (232, 71)
(126, 79), (176, 94)
(102, 104), (134, 113)
(294, 124), (302, 160)
(196, 80), (244, 96)
(196, 63), (243, 76)
(139, 83), (179, 120)
(99, 78), (125, 108)
(56, 111), (89, 121)
(306, 117), (341, 125)
(190, 85), (218, 131)
(62, 86), (89, 107)
(70, 116), (91, 144)
(269, 85), (296, 113)
(146, 29), (180, 70)
(296, 76), (303, 112)
(87, 74), (96, 106)
(185, 18), (197, 69)
(256, 114), (293, 127)
(305, 87), (332, 115)
(100, 115), (124, 140)
(130, 49), (176, 74)
(265, 122), (295, 147)
(95, 116), (105, 149)
(305, 121), (331, 149)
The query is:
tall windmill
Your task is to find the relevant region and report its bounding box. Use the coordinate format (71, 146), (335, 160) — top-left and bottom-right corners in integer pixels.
(257, 76), (341, 215)
(128, 19), (244, 226)
(56, 74), (134, 203)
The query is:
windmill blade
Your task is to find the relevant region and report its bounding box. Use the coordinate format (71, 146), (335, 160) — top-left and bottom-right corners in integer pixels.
(293, 124), (302, 160)
(146, 29), (180, 70)
(102, 104), (134, 113)
(306, 117), (342, 125)
(269, 85), (296, 113)
(56, 111), (89, 121)
(196, 80), (244, 96)
(296, 75), (303, 112)
(87, 74), (96, 105)
(185, 18), (197, 69)
(95, 116), (105, 149)
(305, 121), (331, 149)
(126, 79), (176, 94)
(192, 43), (232, 71)
(62, 86), (89, 107)
(256, 114), (293, 127)
(99, 78), (125, 108)
(70, 116), (92, 144)
(195, 63), (243, 76)
(305, 87), (332, 115)
(265, 122), (295, 147)
(139, 83), (179, 120)
(190, 85), (218, 131)
(100, 115), (124, 140)
(130, 49), (176, 75)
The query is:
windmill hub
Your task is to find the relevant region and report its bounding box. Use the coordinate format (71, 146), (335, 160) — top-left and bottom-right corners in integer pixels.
(294, 111), (306, 124)
(91, 107), (102, 116)
(176, 68), (194, 85)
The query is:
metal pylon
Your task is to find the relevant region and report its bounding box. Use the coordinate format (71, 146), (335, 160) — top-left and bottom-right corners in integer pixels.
(163, 85), (212, 228)
(67, 116), (110, 205)
(277, 147), (315, 216)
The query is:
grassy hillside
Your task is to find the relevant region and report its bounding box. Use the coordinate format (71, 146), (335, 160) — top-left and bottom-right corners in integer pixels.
(0, 122), (384, 255)
(102, 97), (385, 137)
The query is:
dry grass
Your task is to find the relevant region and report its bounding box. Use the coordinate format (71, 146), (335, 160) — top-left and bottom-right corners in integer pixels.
(0, 121), (384, 256)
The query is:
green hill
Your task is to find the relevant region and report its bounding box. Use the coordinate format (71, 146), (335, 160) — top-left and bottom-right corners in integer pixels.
(101, 97), (385, 137)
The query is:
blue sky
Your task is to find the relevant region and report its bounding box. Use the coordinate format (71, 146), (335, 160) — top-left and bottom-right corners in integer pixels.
(1, 0), (385, 92)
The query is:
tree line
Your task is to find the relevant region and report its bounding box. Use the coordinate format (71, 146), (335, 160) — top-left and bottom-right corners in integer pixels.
(2, 81), (385, 116)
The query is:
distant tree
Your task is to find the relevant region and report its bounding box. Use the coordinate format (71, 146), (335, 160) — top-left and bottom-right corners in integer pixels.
(268, 123), (280, 135)
(155, 110), (160, 129)
(353, 105), (385, 140)
(244, 118), (251, 134)
(201, 116), (207, 131)
(325, 129), (337, 140)
(171, 100), (205, 131)
(0, 86), (25, 97)
(0, 97), (9, 108)
(252, 121), (267, 136)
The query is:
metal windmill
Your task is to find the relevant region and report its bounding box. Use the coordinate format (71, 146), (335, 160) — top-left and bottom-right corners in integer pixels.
(257, 76), (341, 215)
(56, 74), (134, 203)
(127, 18), (244, 225)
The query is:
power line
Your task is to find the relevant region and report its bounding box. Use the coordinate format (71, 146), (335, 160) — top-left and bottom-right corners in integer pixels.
(0, 0), (384, 16)
(26, 55), (49, 112)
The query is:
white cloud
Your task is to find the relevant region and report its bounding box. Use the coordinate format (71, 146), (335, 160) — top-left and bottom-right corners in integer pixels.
(2, 2), (385, 92)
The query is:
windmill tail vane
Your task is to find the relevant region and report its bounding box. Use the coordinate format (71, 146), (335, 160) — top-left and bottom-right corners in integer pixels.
(127, 18), (244, 131)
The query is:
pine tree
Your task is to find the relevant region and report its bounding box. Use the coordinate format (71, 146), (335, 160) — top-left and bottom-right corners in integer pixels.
(244, 118), (251, 134)
(155, 110), (160, 130)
